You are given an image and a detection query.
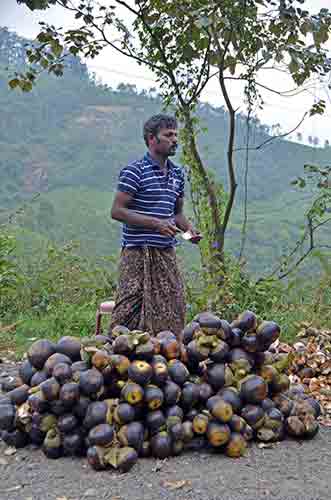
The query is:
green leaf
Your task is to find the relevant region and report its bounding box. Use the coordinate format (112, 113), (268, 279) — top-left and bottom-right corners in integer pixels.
(313, 28), (329, 46)
(300, 20), (312, 36)
(69, 46), (80, 55)
(19, 80), (33, 92)
(51, 42), (63, 58)
(292, 177), (306, 188)
(8, 78), (19, 89)
(37, 32), (51, 43)
(225, 56), (237, 75)
(304, 164), (321, 175)
(26, 72), (36, 81)
(51, 64), (64, 76)
(40, 58), (49, 69)
(309, 100), (326, 116)
(288, 59), (299, 74)
(83, 14), (94, 24)
(182, 45), (195, 60)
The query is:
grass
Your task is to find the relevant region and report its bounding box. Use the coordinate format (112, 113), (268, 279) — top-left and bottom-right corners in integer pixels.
(0, 302), (109, 360)
(268, 304), (331, 343)
(2, 297), (330, 361)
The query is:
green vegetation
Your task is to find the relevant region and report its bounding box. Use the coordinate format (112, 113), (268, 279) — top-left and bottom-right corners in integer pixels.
(10, 0), (331, 274)
(0, 27), (330, 356)
(1, 226), (330, 358)
(0, 234), (116, 357)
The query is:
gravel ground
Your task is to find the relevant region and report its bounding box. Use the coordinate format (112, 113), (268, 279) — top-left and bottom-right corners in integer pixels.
(1, 363), (331, 500)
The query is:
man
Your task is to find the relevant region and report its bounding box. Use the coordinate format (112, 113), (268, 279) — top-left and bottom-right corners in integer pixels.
(109, 114), (201, 339)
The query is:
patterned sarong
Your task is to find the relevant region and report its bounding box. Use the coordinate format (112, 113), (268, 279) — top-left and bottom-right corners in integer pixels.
(109, 246), (185, 339)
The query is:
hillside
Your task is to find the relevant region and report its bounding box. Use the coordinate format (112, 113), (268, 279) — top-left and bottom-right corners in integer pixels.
(1, 27), (330, 276)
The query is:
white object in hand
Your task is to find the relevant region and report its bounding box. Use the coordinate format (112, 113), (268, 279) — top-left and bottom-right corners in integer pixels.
(181, 231), (193, 240)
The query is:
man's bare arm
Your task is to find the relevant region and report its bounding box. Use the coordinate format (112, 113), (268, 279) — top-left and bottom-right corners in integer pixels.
(111, 192), (178, 237)
(174, 197), (202, 243)
(174, 197), (192, 232)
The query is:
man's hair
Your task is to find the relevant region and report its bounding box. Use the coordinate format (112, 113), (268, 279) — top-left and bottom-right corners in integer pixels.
(143, 114), (177, 146)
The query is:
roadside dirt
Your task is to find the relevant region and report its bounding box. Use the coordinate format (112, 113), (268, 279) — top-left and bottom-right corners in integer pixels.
(1, 362), (331, 500)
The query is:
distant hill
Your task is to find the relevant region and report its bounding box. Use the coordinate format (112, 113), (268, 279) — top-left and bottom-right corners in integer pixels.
(1, 27), (330, 276)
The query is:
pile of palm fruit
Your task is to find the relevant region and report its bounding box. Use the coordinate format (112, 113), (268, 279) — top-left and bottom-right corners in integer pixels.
(0, 311), (321, 473)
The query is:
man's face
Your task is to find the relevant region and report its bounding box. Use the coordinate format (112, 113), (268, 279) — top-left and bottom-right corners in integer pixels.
(149, 127), (178, 156)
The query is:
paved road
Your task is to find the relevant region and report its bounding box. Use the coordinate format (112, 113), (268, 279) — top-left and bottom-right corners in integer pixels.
(1, 428), (331, 500)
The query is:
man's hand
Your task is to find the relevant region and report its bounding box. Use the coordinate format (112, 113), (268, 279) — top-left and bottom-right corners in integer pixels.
(156, 219), (179, 237)
(188, 227), (203, 244)
(181, 225), (202, 244)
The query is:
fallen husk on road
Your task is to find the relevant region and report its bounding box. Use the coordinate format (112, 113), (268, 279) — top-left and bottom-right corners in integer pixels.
(0, 311), (322, 473)
(272, 324), (331, 427)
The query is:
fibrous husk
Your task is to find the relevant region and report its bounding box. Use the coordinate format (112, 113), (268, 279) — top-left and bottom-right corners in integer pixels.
(272, 324), (331, 425)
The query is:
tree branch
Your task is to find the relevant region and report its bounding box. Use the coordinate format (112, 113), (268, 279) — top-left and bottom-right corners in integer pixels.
(187, 38), (212, 106)
(276, 216), (314, 280)
(239, 107), (251, 261)
(211, 27), (237, 253)
(234, 112), (308, 152)
(258, 210), (331, 283)
(223, 75), (317, 98)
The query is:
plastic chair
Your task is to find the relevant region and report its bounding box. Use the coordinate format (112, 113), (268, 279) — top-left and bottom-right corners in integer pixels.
(95, 300), (115, 336)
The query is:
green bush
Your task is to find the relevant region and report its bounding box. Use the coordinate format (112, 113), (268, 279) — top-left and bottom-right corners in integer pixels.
(185, 253), (331, 343)
(2, 238), (116, 318)
(11, 302), (103, 358)
(1, 229), (330, 358)
(0, 234), (117, 355)
(0, 229), (23, 312)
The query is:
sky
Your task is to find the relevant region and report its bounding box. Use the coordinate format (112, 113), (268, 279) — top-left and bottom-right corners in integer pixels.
(2, 0), (331, 146)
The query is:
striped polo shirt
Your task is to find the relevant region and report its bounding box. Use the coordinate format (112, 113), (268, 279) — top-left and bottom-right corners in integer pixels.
(117, 152), (185, 248)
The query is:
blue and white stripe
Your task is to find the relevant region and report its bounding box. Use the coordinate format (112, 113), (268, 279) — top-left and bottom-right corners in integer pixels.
(117, 152), (185, 248)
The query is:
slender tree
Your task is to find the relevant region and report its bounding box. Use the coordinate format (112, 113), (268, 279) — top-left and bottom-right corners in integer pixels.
(12, 0), (331, 282)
